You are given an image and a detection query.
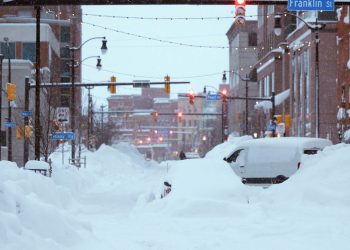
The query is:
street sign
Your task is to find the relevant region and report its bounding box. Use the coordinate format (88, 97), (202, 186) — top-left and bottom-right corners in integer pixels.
(158, 128), (168, 136)
(133, 80), (150, 88)
(56, 107), (70, 123)
(288, 0), (334, 11)
(50, 132), (75, 140)
(206, 94), (221, 101)
(21, 111), (33, 117)
(4, 121), (16, 128)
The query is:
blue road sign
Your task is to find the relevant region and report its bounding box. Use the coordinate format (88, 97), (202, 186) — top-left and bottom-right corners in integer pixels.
(50, 132), (76, 140)
(158, 129), (168, 136)
(288, 0), (334, 11)
(206, 94), (221, 101)
(4, 121), (16, 128)
(21, 111), (33, 117)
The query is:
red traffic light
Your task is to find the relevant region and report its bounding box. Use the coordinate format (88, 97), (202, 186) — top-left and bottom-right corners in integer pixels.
(221, 89), (228, 102)
(178, 112), (183, 118)
(188, 89), (195, 105)
(236, 0), (245, 5)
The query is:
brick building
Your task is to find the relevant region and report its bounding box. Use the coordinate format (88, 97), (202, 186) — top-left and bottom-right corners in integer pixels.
(0, 6), (82, 164)
(256, 6), (338, 141)
(336, 6), (350, 142)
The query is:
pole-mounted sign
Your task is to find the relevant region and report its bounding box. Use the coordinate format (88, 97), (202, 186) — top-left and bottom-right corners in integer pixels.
(288, 0), (334, 11)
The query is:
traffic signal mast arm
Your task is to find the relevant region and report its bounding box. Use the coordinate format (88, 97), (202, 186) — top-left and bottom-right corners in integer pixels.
(28, 81), (190, 89)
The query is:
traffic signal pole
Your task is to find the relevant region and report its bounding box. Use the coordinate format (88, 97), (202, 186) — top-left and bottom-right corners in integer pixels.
(24, 77), (30, 163)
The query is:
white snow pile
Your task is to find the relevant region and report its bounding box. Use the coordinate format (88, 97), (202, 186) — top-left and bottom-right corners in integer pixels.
(1, 140), (350, 250)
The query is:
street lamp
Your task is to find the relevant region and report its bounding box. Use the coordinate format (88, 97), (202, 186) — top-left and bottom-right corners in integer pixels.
(222, 70), (252, 135)
(66, 36), (107, 162)
(274, 12), (325, 138)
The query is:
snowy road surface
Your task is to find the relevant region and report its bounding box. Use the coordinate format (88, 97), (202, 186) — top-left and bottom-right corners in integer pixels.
(1, 140), (350, 250)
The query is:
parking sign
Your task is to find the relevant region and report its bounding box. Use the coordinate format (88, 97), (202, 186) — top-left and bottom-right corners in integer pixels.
(56, 107), (70, 123)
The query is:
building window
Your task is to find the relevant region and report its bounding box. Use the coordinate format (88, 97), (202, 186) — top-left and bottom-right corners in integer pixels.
(1, 42), (15, 59)
(248, 32), (257, 47)
(60, 26), (71, 43)
(60, 87), (70, 107)
(0, 131), (6, 146)
(22, 43), (36, 62)
(60, 46), (70, 59)
(271, 72), (275, 92)
(17, 9), (32, 17)
(60, 59), (70, 77)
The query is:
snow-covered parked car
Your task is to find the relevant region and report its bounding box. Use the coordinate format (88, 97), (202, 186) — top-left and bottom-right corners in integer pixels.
(223, 137), (332, 184)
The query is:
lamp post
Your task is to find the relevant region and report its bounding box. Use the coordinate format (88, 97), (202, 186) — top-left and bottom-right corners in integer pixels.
(66, 37), (107, 162)
(203, 84), (227, 142)
(223, 71), (251, 135)
(4, 37), (12, 161)
(274, 12), (325, 138)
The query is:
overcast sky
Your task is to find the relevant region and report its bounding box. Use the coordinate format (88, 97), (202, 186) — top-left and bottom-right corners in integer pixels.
(81, 5), (257, 108)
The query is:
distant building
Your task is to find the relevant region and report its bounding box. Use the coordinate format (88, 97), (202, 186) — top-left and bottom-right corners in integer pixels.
(226, 20), (258, 136)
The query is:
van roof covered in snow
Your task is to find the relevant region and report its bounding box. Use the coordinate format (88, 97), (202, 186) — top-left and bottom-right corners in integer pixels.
(237, 137), (332, 150)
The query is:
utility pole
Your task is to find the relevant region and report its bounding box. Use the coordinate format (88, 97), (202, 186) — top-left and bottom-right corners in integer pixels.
(4, 37), (12, 161)
(100, 104), (106, 131)
(0, 53), (3, 160)
(245, 75), (249, 135)
(86, 86), (93, 149)
(24, 77), (30, 163)
(34, 5), (41, 160)
(70, 49), (76, 162)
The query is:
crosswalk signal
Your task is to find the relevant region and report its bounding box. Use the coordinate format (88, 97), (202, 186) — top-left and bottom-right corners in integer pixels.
(7, 83), (16, 101)
(109, 76), (117, 94)
(235, 0), (246, 25)
(164, 75), (170, 94)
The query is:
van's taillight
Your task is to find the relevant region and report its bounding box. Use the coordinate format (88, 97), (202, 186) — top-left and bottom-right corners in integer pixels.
(297, 162), (301, 169)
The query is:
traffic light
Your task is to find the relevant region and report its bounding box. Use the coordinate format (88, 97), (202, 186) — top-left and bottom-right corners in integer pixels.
(177, 112), (183, 122)
(109, 76), (117, 94)
(152, 111), (159, 122)
(235, 0), (246, 25)
(7, 83), (16, 101)
(221, 89), (228, 103)
(188, 89), (195, 105)
(164, 75), (170, 94)
(16, 127), (23, 140)
(24, 125), (32, 138)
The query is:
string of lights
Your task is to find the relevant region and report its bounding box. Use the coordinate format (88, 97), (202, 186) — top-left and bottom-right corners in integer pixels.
(82, 21), (313, 51)
(82, 21), (229, 49)
(83, 64), (225, 80)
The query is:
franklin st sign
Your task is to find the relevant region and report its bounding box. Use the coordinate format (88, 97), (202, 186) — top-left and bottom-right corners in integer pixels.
(288, 0), (334, 10)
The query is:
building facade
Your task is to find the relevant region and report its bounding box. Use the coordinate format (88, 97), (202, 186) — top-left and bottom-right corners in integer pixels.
(226, 20), (259, 136)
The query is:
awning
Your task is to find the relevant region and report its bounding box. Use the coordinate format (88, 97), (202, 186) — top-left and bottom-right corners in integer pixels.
(254, 89), (290, 111)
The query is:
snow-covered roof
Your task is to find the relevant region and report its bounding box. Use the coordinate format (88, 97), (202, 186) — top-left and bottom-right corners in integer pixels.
(0, 23), (60, 55)
(237, 137), (332, 150)
(154, 98), (170, 104)
(254, 89), (290, 111)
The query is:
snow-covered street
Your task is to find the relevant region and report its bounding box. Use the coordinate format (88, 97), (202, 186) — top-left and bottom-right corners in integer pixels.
(1, 139), (350, 250)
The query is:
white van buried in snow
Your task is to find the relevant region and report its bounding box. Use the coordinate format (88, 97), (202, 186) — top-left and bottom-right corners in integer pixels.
(223, 137), (332, 184)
